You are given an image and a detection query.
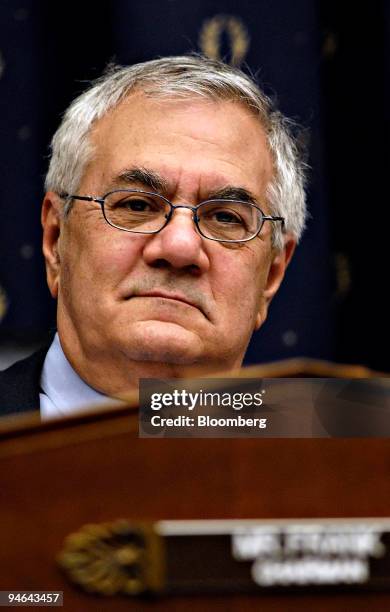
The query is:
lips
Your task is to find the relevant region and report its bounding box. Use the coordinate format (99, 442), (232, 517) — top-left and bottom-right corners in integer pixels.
(133, 291), (202, 313)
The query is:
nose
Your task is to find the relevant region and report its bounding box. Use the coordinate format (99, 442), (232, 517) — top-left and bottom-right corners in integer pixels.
(142, 207), (210, 273)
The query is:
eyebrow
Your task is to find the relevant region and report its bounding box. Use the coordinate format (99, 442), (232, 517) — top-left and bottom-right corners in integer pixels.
(111, 167), (170, 194)
(109, 166), (259, 205)
(207, 186), (259, 205)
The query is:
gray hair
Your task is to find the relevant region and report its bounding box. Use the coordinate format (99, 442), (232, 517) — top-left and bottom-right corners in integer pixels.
(45, 55), (308, 250)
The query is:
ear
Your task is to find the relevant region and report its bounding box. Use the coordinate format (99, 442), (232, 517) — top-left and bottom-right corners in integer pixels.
(255, 235), (296, 330)
(41, 192), (62, 299)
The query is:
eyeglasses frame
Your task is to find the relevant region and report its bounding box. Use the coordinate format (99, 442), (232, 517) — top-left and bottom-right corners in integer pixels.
(59, 189), (285, 244)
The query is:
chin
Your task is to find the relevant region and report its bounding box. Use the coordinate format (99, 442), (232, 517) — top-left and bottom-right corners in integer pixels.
(119, 320), (205, 365)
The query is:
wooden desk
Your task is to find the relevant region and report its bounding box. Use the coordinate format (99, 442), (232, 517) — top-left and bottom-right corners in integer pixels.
(1, 400), (390, 611)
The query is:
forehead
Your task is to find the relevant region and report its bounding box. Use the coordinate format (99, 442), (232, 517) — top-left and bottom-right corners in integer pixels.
(85, 92), (274, 198)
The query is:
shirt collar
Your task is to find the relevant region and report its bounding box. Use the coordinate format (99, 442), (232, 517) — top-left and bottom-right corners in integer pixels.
(40, 333), (119, 419)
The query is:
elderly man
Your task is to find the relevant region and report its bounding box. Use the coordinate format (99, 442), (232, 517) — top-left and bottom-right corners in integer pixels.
(0, 55), (306, 418)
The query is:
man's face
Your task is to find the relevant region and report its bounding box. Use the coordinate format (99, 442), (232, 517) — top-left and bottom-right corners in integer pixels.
(42, 93), (294, 394)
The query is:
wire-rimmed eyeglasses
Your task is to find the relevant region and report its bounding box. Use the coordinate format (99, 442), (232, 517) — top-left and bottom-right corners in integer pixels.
(59, 189), (285, 243)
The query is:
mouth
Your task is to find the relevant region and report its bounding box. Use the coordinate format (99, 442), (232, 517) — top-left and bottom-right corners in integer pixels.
(131, 291), (204, 314)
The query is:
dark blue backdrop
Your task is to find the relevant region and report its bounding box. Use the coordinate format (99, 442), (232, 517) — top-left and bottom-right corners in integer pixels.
(0, 1), (388, 371)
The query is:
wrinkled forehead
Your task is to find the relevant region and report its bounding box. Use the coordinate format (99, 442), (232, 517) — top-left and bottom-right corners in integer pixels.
(84, 92), (274, 201)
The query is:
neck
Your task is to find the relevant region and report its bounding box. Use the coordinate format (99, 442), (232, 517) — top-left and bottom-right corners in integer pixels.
(57, 328), (237, 400)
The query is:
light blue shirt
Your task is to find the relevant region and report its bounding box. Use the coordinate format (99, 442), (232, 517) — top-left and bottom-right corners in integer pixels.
(39, 333), (121, 420)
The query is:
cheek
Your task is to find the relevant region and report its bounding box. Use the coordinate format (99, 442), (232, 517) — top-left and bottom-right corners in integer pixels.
(211, 247), (270, 318)
(66, 229), (146, 282)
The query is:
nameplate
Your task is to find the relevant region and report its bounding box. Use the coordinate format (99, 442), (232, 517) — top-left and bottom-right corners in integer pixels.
(158, 518), (390, 593)
(58, 518), (390, 596)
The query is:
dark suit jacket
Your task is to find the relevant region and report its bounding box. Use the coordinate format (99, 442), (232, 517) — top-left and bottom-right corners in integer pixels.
(0, 347), (48, 416)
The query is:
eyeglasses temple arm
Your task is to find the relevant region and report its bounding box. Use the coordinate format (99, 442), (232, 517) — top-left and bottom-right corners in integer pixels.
(59, 193), (104, 204)
(262, 216), (286, 234)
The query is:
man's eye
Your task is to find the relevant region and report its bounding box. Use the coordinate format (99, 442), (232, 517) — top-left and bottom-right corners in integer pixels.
(116, 198), (157, 212)
(210, 209), (244, 225)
